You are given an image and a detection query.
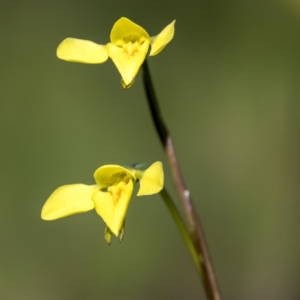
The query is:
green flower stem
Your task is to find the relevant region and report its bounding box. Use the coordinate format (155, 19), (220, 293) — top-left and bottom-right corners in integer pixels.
(160, 188), (200, 274)
(141, 60), (221, 300)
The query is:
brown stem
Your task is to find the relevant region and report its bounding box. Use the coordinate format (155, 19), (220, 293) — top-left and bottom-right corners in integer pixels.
(141, 60), (221, 300)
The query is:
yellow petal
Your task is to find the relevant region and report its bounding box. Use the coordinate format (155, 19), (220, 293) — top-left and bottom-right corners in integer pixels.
(137, 161), (164, 196)
(94, 165), (135, 188)
(41, 184), (98, 220)
(149, 20), (176, 56)
(92, 180), (134, 236)
(107, 39), (150, 88)
(57, 38), (108, 64)
(110, 17), (150, 44)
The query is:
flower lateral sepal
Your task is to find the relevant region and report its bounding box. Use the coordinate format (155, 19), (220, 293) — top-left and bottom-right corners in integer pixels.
(105, 227), (113, 245)
(119, 221), (125, 242)
(121, 78), (135, 90)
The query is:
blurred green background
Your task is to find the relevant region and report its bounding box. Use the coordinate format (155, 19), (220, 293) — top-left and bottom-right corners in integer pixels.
(1, 0), (300, 299)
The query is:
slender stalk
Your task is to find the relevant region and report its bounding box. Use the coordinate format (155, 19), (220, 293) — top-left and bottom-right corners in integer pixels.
(141, 60), (221, 300)
(160, 188), (200, 274)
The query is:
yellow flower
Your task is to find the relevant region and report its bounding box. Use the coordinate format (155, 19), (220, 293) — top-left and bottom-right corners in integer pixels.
(41, 162), (164, 239)
(57, 17), (175, 89)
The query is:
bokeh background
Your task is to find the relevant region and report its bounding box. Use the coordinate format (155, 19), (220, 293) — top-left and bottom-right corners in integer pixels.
(1, 0), (300, 299)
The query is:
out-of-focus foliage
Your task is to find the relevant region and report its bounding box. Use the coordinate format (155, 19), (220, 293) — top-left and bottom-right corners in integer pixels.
(0, 1), (299, 299)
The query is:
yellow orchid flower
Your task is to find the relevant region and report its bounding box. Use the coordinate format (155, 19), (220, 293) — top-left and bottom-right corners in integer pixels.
(41, 162), (164, 241)
(57, 17), (175, 89)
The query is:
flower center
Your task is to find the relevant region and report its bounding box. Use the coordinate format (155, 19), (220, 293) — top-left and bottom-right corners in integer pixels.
(114, 36), (147, 58)
(122, 41), (140, 57)
(107, 176), (131, 205)
(108, 183), (123, 205)
(123, 35), (143, 43)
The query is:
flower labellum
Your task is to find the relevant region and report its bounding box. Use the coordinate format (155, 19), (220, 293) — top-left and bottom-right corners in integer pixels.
(57, 18), (175, 89)
(41, 162), (164, 243)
